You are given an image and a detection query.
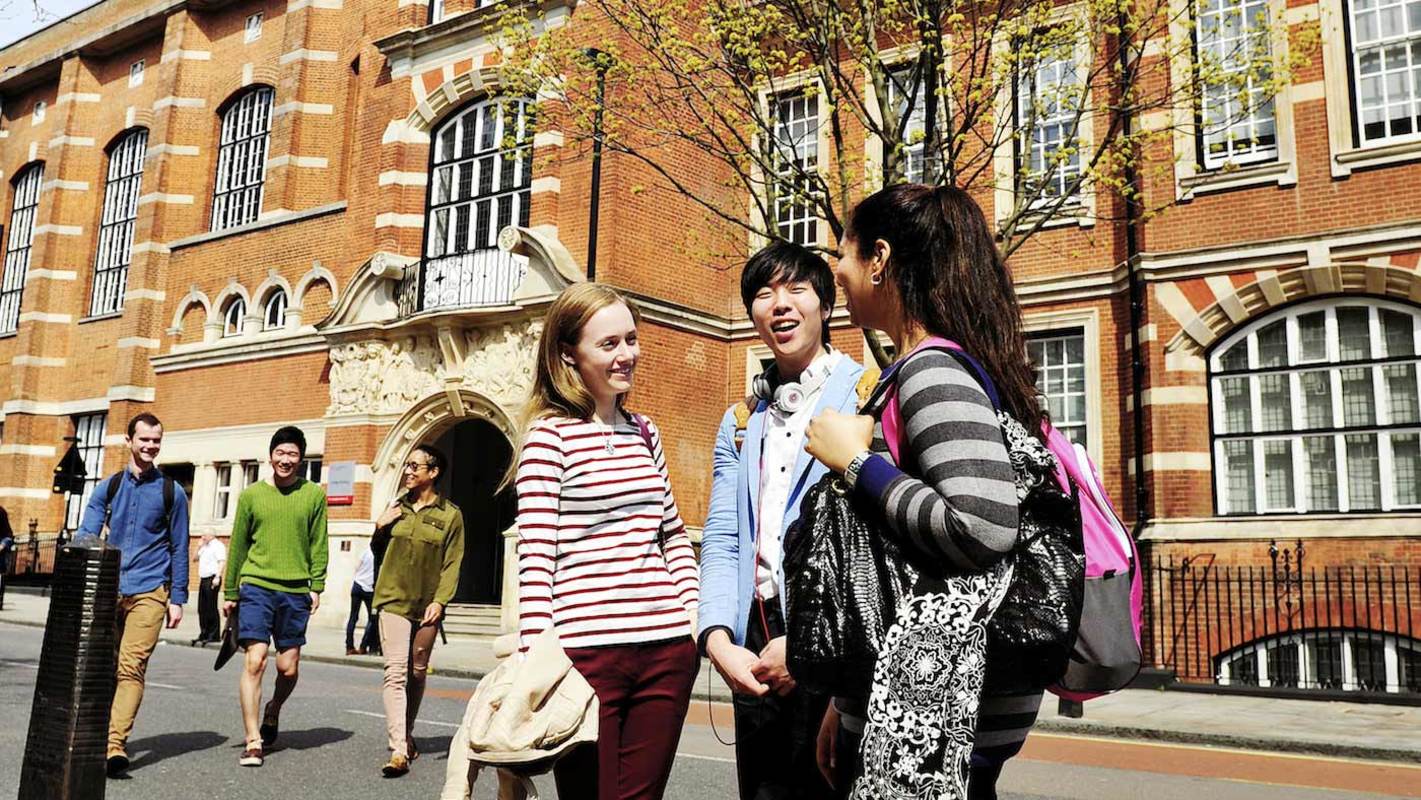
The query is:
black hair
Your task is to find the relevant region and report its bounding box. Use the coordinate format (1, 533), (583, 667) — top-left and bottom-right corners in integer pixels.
(412, 443), (446, 477)
(268, 425), (308, 458)
(127, 413), (163, 438)
(845, 184), (1045, 439)
(740, 241), (836, 345)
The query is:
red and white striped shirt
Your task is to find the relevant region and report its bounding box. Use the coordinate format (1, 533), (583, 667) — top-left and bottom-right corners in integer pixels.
(515, 413), (699, 650)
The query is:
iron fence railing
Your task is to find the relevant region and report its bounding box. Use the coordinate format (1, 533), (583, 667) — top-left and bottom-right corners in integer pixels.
(396, 249), (527, 317)
(1145, 541), (1420, 697)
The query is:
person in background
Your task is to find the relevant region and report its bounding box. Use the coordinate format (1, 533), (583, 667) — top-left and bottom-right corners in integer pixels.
(193, 533), (226, 646)
(370, 443), (465, 778)
(347, 544), (380, 656)
(698, 241), (864, 800)
(75, 412), (190, 779)
(222, 425), (329, 768)
(513, 282), (700, 800)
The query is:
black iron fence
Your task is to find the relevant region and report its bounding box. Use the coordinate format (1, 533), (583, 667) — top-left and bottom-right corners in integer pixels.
(396, 249), (527, 316)
(1145, 541), (1421, 697)
(5, 536), (63, 585)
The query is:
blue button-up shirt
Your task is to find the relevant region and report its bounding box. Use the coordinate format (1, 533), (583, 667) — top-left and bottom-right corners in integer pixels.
(77, 466), (190, 604)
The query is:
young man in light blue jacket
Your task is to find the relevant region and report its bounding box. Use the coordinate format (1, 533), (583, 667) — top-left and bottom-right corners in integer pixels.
(699, 241), (867, 800)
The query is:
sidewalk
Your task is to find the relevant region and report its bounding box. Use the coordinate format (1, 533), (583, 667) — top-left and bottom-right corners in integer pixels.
(5, 588), (1419, 764)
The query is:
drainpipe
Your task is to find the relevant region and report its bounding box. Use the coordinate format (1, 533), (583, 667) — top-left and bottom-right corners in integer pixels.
(582, 48), (612, 280)
(1116, 18), (1150, 537)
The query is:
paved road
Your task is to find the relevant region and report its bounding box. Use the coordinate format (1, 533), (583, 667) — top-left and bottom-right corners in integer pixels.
(2, 623), (1416, 799)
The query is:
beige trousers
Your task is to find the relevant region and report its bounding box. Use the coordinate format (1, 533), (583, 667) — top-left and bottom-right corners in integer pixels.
(379, 610), (440, 757)
(109, 586), (168, 757)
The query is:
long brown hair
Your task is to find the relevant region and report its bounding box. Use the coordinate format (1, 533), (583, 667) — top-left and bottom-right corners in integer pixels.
(845, 184), (1045, 437)
(501, 282), (643, 487)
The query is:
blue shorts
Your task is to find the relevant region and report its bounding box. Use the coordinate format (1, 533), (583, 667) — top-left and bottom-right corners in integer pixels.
(238, 583), (312, 650)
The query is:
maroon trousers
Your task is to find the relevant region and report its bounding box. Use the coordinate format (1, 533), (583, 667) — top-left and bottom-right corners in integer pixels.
(554, 637), (698, 800)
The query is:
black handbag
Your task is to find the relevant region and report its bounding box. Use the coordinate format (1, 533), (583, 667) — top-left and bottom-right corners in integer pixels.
(782, 475), (916, 697)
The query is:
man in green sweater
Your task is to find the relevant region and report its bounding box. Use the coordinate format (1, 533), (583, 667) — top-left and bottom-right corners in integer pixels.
(221, 426), (328, 768)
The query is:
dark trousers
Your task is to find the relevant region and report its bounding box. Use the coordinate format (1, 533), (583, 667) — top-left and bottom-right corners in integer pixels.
(733, 599), (834, 800)
(197, 575), (221, 642)
(555, 637), (698, 800)
(346, 587), (378, 651)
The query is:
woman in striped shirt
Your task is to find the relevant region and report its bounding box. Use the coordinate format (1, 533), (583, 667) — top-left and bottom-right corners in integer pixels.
(513, 282), (700, 800)
(805, 185), (1044, 799)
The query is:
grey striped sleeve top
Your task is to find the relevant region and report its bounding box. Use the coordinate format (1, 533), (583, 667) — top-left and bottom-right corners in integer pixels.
(854, 348), (1019, 572)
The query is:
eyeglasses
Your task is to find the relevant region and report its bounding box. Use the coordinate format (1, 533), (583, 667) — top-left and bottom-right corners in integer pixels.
(402, 462), (432, 473)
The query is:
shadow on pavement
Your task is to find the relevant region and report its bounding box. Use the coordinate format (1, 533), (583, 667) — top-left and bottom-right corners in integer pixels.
(127, 730), (229, 770)
(414, 734), (453, 761)
(270, 726), (356, 752)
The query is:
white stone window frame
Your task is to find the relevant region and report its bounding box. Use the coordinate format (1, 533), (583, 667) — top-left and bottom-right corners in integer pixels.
(1169, 0), (1300, 198)
(1209, 297), (1421, 516)
(1029, 328), (1092, 448)
(750, 72), (830, 253)
(1, 163), (44, 334)
(1197, 0), (1281, 169)
(263, 288), (288, 330)
(129, 59), (145, 88)
(991, 6), (1098, 231)
(92, 129), (148, 318)
(1217, 630), (1421, 693)
(1025, 308), (1105, 466)
(245, 12), (263, 44)
(213, 462), (235, 519)
(1321, 0), (1421, 173)
(223, 298), (247, 337)
(211, 87), (274, 232)
(65, 412), (109, 531)
(861, 47), (940, 189)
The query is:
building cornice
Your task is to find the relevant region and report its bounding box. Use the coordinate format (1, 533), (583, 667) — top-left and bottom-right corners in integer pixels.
(375, 0), (575, 80)
(151, 331), (328, 373)
(168, 202), (347, 252)
(1142, 513), (1421, 541)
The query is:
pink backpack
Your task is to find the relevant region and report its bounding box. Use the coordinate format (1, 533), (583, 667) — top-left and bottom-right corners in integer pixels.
(882, 337), (1142, 700)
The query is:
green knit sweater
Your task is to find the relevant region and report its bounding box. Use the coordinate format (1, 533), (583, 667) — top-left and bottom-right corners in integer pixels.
(224, 479), (329, 600)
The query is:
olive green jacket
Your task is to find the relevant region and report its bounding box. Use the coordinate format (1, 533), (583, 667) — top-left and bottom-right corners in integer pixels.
(372, 494), (465, 619)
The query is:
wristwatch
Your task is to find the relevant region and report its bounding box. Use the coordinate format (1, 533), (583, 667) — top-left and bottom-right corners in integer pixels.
(842, 450), (874, 491)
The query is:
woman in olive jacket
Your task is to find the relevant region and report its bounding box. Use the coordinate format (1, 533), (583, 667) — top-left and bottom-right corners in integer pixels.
(371, 442), (465, 778)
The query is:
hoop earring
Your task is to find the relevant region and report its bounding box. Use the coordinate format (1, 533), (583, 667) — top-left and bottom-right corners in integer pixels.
(870, 272), (883, 286)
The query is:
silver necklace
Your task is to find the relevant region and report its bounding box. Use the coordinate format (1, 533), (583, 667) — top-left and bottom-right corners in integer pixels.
(599, 420), (616, 454)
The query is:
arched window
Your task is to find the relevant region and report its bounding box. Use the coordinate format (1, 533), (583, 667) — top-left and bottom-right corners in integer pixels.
(223, 298), (247, 337)
(92, 129), (149, 316)
(1, 163), (44, 333)
(1210, 299), (1421, 515)
(212, 87), (274, 231)
(263, 289), (287, 330)
(1218, 630), (1421, 694)
(425, 97), (533, 259)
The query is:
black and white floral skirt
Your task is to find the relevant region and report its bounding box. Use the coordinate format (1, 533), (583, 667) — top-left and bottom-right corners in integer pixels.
(850, 559), (1014, 800)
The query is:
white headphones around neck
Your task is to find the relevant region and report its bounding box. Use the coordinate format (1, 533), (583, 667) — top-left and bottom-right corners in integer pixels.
(752, 359), (829, 415)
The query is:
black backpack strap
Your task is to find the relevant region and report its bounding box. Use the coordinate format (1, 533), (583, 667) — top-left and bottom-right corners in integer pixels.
(163, 476), (175, 526)
(102, 472), (123, 528)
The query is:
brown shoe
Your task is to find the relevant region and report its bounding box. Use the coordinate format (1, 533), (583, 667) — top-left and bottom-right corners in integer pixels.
(346, 648), (359, 655)
(381, 753), (410, 778)
(239, 745), (264, 767)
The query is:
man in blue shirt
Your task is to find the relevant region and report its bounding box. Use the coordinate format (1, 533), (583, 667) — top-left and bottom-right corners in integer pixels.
(75, 412), (190, 778)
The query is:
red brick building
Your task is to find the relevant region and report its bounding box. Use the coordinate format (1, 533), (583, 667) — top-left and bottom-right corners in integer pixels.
(1, 0), (1417, 694)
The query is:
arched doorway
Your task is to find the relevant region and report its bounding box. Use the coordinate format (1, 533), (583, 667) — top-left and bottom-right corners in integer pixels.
(432, 418), (515, 604)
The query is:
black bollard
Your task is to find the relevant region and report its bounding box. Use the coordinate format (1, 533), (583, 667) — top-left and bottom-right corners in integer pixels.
(18, 538), (121, 800)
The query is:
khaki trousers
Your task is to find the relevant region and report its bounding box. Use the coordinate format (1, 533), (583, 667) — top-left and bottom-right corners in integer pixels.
(109, 586), (168, 757)
(379, 610), (439, 757)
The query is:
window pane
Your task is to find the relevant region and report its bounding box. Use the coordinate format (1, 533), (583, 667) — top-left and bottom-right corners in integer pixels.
(1222, 377), (1251, 433)
(1259, 374), (1292, 431)
(1304, 436), (1339, 511)
(1352, 635), (1387, 691)
(1266, 642), (1299, 688)
(1403, 645), (1421, 693)
(1312, 638), (1344, 689)
(1226, 649), (1259, 685)
(1393, 432), (1420, 505)
(1300, 370), (1333, 428)
(1341, 367), (1377, 426)
(1256, 320), (1288, 367)
(1298, 311), (1328, 361)
(1381, 309), (1416, 356)
(1220, 339), (1249, 371)
(1345, 433), (1381, 509)
(1225, 439), (1256, 513)
(1337, 308), (1372, 360)
(1385, 363), (1419, 423)
(1263, 439), (1295, 509)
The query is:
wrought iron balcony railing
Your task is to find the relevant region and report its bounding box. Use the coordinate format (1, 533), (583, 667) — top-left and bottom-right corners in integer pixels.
(397, 248), (528, 316)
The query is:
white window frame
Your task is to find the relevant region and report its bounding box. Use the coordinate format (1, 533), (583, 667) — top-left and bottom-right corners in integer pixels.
(214, 462), (234, 519)
(65, 413), (108, 531)
(768, 87), (822, 248)
(92, 129), (148, 317)
(1029, 328), (1091, 448)
(882, 61), (930, 185)
(129, 60), (145, 88)
(245, 13), (263, 43)
(1347, 0), (1421, 148)
(223, 299), (247, 337)
(426, 97), (534, 259)
(1195, 0), (1280, 169)
(1, 163), (44, 333)
(211, 87), (274, 231)
(263, 289), (288, 330)
(744, 344), (777, 397)
(1014, 43), (1086, 209)
(1209, 298), (1421, 515)
(1217, 630), (1420, 693)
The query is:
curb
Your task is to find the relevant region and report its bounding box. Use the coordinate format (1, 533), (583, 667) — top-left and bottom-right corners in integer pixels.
(1034, 718), (1421, 765)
